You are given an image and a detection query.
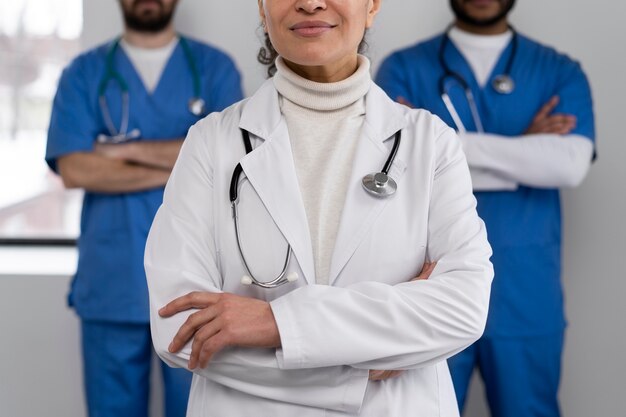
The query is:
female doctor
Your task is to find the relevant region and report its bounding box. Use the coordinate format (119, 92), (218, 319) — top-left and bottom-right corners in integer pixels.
(145, 0), (494, 415)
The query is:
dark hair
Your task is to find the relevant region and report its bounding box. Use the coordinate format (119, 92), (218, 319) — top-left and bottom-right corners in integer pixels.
(257, 30), (369, 78)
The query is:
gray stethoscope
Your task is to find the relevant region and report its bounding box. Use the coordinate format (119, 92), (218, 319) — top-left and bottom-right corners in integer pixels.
(97, 36), (206, 144)
(439, 26), (518, 133)
(229, 128), (402, 288)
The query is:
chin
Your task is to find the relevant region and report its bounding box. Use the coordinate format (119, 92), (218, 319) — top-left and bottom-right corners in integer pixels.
(285, 46), (338, 67)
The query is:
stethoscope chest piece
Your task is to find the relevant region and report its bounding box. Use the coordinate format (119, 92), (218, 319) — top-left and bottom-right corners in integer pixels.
(362, 172), (398, 198)
(492, 74), (515, 95)
(189, 97), (206, 117)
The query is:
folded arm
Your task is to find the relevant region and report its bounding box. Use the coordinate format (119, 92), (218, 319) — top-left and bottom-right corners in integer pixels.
(57, 152), (170, 193)
(94, 139), (184, 170)
(464, 92), (594, 191)
(270, 127), (493, 371)
(461, 132), (593, 189)
(145, 122), (369, 413)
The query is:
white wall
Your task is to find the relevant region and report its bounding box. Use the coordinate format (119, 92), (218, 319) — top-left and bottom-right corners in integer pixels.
(75, 1), (626, 416)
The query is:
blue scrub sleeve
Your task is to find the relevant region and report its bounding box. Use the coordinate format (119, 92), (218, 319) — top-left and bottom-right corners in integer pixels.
(206, 53), (244, 112)
(46, 59), (100, 172)
(376, 52), (416, 107)
(552, 60), (596, 142)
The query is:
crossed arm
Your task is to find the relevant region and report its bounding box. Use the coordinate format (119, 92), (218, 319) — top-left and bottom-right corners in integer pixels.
(396, 95), (593, 191)
(159, 262), (437, 374)
(57, 139), (183, 193)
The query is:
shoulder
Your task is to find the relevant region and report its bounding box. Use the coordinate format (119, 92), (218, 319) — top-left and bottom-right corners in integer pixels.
(370, 84), (457, 155)
(517, 33), (586, 75)
(381, 33), (444, 65)
(57, 41), (113, 89)
(180, 36), (238, 67)
(64, 41), (111, 74)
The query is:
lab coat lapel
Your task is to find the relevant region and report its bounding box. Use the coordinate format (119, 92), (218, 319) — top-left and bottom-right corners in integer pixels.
(327, 85), (408, 285)
(239, 81), (316, 285)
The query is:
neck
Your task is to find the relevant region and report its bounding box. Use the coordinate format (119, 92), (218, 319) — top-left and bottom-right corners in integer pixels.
(122, 25), (176, 48)
(284, 55), (359, 83)
(455, 18), (509, 35)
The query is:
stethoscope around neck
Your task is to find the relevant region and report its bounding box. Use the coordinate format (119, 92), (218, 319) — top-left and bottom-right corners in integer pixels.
(229, 128), (402, 288)
(96, 35), (206, 144)
(438, 26), (518, 133)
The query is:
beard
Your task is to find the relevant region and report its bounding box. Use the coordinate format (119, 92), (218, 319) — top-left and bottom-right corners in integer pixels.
(121, 0), (177, 33)
(450, 0), (517, 27)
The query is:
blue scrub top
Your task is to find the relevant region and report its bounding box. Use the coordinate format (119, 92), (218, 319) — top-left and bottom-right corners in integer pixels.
(46, 36), (243, 323)
(376, 33), (595, 337)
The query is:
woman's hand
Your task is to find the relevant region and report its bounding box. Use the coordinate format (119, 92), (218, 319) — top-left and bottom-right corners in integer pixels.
(159, 292), (281, 369)
(369, 261), (437, 381)
(412, 261), (436, 282)
(369, 370), (404, 381)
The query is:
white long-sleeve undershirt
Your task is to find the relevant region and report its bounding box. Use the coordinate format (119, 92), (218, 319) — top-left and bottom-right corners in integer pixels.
(461, 132), (593, 190)
(449, 27), (512, 88)
(120, 37), (178, 93)
(448, 27), (593, 191)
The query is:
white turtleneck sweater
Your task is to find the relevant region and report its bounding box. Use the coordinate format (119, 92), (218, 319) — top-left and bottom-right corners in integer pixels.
(273, 56), (371, 285)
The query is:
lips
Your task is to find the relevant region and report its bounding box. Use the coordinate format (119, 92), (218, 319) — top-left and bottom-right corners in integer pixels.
(289, 21), (336, 37)
(466, 0), (497, 6)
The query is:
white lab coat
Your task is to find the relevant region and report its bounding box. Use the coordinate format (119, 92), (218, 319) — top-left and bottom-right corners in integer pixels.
(145, 79), (493, 417)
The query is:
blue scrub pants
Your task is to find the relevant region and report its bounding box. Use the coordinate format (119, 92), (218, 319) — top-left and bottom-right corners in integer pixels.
(81, 320), (192, 417)
(448, 332), (564, 417)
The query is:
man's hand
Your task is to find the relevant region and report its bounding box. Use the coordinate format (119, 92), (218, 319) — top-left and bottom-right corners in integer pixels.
(525, 96), (576, 135)
(94, 142), (135, 161)
(94, 138), (183, 170)
(369, 261), (437, 381)
(160, 292), (281, 369)
(396, 96), (415, 109)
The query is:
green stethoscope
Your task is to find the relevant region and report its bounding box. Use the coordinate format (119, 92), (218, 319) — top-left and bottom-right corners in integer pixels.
(97, 36), (206, 143)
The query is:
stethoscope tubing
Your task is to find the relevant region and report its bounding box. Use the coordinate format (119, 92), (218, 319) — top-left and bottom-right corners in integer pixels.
(230, 129), (294, 289)
(97, 35), (204, 141)
(231, 177), (294, 289)
(230, 128), (402, 288)
(438, 25), (518, 133)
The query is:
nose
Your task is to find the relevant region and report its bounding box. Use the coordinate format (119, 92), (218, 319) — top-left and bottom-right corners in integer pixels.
(295, 0), (327, 14)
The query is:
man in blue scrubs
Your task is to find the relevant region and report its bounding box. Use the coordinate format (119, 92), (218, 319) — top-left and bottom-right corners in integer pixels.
(46, 1), (243, 416)
(377, 1), (595, 416)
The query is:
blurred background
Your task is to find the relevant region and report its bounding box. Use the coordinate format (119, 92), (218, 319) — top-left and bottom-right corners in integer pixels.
(0, 0), (624, 416)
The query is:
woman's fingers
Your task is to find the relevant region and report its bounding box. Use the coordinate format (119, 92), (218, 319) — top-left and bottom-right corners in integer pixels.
(369, 370), (404, 381)
(396, 96), (415, 109)
(412, 261), (437, 281)
(159, 291), (221, 317)
(165, 292), (279, 368)
(188, 319), (223, 369)
(169, 307), (218, 353)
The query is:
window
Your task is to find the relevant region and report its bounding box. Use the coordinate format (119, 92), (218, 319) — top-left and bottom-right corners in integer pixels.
(0, 0), (83, 244)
